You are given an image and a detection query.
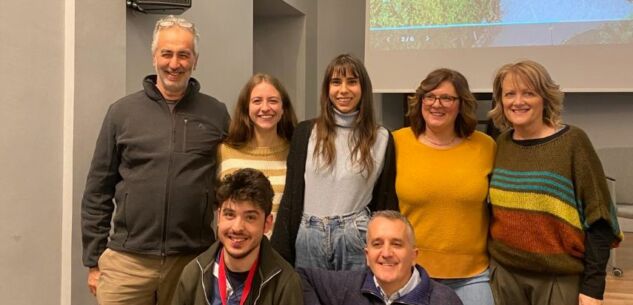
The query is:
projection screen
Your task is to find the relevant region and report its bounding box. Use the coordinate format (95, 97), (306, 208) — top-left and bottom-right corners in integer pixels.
(365, 0), (633, 92)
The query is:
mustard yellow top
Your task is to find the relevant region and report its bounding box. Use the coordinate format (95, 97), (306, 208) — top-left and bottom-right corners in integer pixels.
(393, 127), (496, 279)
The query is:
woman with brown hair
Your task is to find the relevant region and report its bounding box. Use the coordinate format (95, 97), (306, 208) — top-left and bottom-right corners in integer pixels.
(393, 68), (496, 305)
(272, 54), (398, 271)
(218, 73), (297, 238)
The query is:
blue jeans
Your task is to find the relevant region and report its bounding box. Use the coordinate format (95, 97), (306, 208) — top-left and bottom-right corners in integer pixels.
(294, 208), (369, 271)
(436, 268), (493, 305)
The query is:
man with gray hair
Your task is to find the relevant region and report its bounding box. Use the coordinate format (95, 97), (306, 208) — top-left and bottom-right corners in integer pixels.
(299, 210), (463, 305)
(81, 15), (230, 304)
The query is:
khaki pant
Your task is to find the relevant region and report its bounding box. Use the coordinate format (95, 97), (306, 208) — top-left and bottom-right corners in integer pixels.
(490, 260), (581, 305)
(97, 248), (197, 305)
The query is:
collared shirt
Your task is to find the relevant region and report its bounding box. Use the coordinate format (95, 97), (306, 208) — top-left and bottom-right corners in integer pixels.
(374, 267), (421, 305)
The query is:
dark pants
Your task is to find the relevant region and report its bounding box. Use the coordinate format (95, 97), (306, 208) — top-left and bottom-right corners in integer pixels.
(490, 260), (580, 305)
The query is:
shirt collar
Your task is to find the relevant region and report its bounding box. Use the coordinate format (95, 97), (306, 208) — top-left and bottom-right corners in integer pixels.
(373, 267), (420, 304)
(362, 265), (432, 305)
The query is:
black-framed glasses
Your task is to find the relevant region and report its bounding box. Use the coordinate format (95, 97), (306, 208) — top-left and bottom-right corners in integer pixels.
(422, 94), (459, 106)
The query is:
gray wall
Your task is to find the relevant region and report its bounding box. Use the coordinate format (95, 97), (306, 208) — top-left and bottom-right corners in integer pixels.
(255, 0), (365, 120)
(313, 0), (366, 119)
(1, 1), (253, 305)
(564, 93), (633, 148)
(71, 2), (127, 305)
(255, 12), (307, 119)
(75, 2), (253, 305)
(255, 0), (366, 121)
(380, 92), (633, 148)
(0, 1), (64, 304)
(3, 1), (632, 305)
(126, 1), (253, 112)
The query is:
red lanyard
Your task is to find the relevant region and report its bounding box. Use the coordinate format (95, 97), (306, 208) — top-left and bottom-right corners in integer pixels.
(218, 249), (259, 305)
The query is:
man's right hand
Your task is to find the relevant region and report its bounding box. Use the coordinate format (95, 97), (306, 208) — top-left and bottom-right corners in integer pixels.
(88, 266), (100, 296)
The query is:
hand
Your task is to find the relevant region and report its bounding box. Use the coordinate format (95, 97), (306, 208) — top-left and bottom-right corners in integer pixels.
(579, 293), (602, 305)
(87, 267), (100, 296)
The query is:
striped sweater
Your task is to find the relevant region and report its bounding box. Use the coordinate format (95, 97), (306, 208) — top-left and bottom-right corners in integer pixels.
(217, 142), (290, 238)
(489, 125), (622, 274)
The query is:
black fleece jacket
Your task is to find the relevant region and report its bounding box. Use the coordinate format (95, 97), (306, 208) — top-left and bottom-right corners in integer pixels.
(81, 75), (229, 267)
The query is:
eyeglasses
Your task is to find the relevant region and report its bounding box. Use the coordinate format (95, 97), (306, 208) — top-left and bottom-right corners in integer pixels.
(422, 94), (459, 106)
(156, 18), (194, 29)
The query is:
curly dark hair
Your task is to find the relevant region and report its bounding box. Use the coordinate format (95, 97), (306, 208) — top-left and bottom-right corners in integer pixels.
(215, 168), (274, 215)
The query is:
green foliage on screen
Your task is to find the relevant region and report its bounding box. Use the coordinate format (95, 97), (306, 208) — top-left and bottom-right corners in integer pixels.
(370, 0), (500, 28)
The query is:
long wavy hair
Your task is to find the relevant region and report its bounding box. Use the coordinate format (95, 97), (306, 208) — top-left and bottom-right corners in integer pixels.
(225, 73), (297, 148)
(314, 54), (378, 177)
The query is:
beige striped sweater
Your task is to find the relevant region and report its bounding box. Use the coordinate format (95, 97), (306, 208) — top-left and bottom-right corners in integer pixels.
(217, 142), (290, 238)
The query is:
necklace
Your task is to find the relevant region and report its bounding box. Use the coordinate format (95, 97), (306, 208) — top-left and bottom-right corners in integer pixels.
(422, 133), (457, 147)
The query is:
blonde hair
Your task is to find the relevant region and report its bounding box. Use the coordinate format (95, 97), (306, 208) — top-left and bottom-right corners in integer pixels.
(489, 60), (564, 131)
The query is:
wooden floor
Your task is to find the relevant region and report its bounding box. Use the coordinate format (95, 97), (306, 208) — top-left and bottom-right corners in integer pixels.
(604, 232), (633, 305)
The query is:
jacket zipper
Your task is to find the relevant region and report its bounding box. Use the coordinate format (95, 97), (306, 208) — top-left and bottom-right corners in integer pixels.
(197, 259), (213, 305)
(365, 289), (417, 305)
(183, 118), (188, 152)
(252, 269), (281, 305)
(161, 108), (177, 257)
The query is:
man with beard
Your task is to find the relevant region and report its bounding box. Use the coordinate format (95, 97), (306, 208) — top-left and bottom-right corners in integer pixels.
(171, 168), (303, 305)
(81, 15), (230, 305)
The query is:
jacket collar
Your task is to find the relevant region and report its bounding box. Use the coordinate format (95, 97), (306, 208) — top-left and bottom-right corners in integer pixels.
(196, 238), (283, 304)
(361, 265), (432, 305)
(142, 74), (201, 102)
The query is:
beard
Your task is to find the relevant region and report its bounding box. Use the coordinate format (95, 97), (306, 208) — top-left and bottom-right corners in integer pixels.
(155, 67), (190, 97)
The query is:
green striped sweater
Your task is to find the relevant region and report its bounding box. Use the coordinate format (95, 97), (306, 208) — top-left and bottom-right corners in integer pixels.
(489, 125), (622, 274)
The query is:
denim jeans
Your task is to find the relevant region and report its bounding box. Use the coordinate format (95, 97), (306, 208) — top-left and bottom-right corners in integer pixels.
(436, 268), (494, 305)
(295, 208), (369, 271)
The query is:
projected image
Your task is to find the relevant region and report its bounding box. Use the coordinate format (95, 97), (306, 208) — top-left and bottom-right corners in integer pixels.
(369, 0), (633, 50)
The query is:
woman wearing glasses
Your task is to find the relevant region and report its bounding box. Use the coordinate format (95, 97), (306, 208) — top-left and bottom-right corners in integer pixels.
(393, 68), (496, 305)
